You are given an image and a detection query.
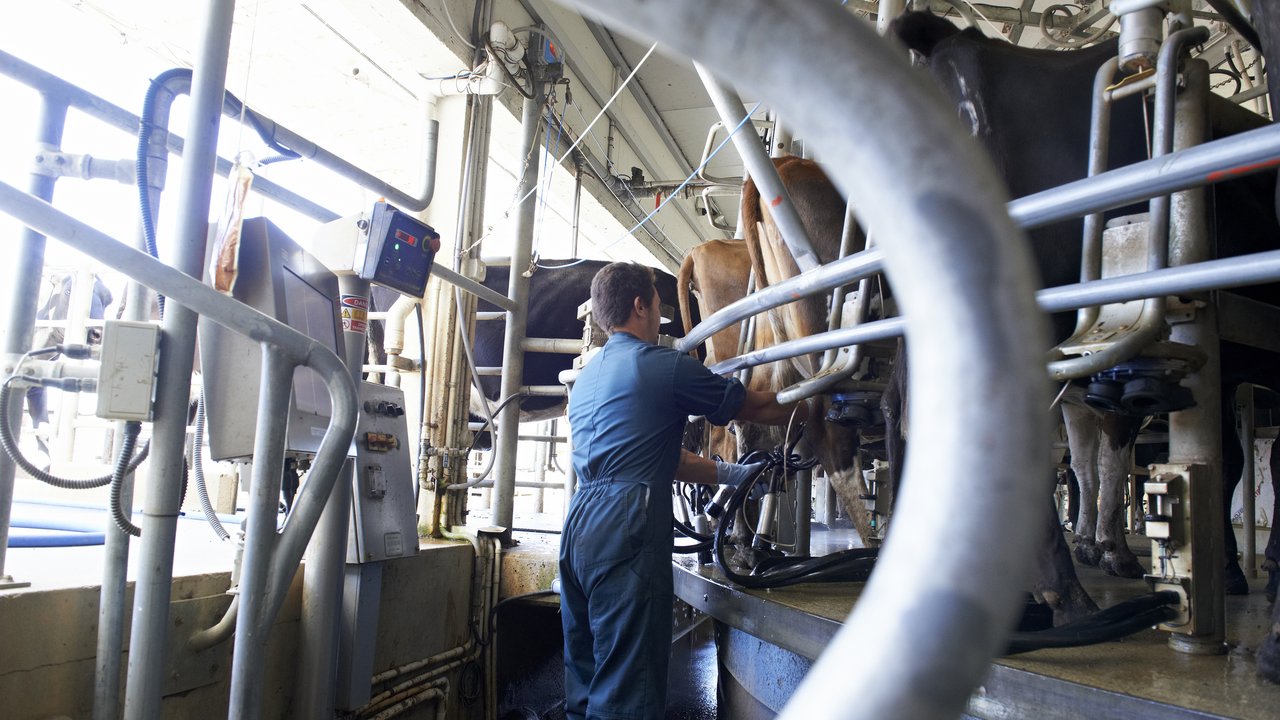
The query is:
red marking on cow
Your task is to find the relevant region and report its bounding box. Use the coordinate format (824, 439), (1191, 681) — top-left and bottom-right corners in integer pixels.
(1207, 157), (1280, 183)
(769, 195), (783, 207)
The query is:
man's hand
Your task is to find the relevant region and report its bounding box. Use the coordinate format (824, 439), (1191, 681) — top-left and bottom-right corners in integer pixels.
(715, 459), (767, 488)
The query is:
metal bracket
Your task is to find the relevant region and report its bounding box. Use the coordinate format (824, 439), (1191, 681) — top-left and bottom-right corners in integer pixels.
(31, 145), (135, 184)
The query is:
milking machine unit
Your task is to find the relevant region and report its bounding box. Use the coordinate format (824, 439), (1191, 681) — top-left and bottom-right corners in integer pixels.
(1048, 0), (1225, 651)
(196, 201), (437, 707)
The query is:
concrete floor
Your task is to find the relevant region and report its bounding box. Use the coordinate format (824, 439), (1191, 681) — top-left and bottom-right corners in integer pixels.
(676, 526), (1280, 719)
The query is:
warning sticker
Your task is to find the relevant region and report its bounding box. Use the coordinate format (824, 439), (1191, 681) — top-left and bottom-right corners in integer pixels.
(340, 294), (369, 334)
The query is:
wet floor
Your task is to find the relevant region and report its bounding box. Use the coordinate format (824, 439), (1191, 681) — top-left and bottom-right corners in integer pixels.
(666, 621), (719, 720)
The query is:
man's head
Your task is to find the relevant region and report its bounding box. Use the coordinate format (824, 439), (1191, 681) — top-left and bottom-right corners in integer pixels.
(590, 261), (659, 339)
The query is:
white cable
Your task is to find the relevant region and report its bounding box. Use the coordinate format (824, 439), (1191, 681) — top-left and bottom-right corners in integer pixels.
(556, 42), (658, 164)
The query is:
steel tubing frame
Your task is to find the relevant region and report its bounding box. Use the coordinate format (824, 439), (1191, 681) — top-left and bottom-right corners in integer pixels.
(491, 91), (546, 533)
(0, 84), (65, 588)
(0, 179), (359, 719)
(695, 63), (823, 273)
(554, 2), (1053, 719)
(1049, 26), (1208, 381)
(678, 120), (1280, 369)
(122, 2), (236, 714)
(709, 248), (1280, 377)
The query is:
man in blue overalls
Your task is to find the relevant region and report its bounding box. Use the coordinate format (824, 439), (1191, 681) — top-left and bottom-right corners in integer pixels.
(561, 261), (807, 719)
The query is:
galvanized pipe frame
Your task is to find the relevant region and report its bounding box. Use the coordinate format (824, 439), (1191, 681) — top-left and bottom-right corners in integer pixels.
(710, 249), (1280, 377)
(0, 48), (337, 223)
(1049, 26), (1210, 381)
(492, 89), (548, 534)
(554, 2), (1052, 720)
(695, 63), (823, 273)
(0, 181), (360, 717)
(122, 2), (236, 715)
(0, 88), (66, 590)
(678, 121), (1280, 370)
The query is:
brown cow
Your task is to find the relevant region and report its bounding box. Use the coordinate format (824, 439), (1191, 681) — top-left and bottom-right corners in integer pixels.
(740, 156), (880, 544)
(677, 238), (757, 462)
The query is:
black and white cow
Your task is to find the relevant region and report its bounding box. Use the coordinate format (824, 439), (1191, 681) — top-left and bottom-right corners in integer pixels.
(892, 9), (1280, 647)
(470, 259), (684, 422)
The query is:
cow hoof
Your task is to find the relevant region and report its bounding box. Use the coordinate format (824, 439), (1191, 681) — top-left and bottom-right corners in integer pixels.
(1101, 552), (1145, 579)
(1259, 628), (1280, 685)
(1074, 541), (1101, 567)
(1265, 569), (1278, 605)
(1225, 561), (1250, 596)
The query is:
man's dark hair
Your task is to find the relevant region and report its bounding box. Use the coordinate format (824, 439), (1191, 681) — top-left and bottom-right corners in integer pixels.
(590, 262), (656, 333)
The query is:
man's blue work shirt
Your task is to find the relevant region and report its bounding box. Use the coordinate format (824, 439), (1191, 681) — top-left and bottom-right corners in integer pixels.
(568, 331), (745, 486)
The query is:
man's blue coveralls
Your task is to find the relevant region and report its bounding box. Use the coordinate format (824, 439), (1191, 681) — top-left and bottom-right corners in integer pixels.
(560, 331), (744, 720)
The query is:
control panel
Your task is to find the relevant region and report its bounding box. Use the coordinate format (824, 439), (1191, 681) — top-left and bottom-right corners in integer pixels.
(357, 202), (440, 297)
(348, 382), (419, 563)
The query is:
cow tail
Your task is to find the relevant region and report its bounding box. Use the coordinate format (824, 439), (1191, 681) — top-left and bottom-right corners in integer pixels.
(677, 251), (698, 357)
(740, 175), (772, 293)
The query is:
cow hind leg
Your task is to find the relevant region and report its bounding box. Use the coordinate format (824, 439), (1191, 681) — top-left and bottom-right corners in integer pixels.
(1062, 403), (1102, 566)
(1030, 501), (1100, 625)
(1096, 414), (1144, 579)
(1222, 395), (1251, 595)
(827, 467), (877, 546)
(1264, 437), (1280, 603)
(1259, 598), (1280, 685)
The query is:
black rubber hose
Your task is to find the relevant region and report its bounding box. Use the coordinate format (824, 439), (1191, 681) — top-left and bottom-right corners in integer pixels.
(193, 391), (229, 540)
(136, 69), (303, 318)
(109, 422), (143, 537)
(136, 68), (191, 318)
(0, 377), (150, 489)
(1004, 591), (1181, 655)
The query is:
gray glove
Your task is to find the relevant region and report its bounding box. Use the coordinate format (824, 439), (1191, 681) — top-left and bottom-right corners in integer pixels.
(715, 460), (766, 488)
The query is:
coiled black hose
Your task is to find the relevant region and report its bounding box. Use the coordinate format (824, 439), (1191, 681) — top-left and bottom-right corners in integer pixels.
(709, 445), (878, 589)
(109, 422), (143, 537)
(1004, 590), (1182, 655)
(193, 391), (229, 540)
(0, 376), (150, 489)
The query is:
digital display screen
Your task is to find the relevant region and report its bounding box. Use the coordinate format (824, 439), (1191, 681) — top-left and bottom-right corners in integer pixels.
(362, 203), (438, 297)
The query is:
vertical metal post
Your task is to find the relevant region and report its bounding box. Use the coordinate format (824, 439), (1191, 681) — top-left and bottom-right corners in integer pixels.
(122, 0), (235, 716)
(94, 219), (159, 720)
(1237, 384), (1257, 578)
(51, 266), (94, 463)
(492, 88), (546, 532)
(694, 63), (822, 272)
(296, 275), (368, 717)
(1165, 58), (1225, 655)
(228, 349), (295, 719)
(875, 0), (907, 35)
(0, 93), (67, 587)
(570, 157), (582, 257)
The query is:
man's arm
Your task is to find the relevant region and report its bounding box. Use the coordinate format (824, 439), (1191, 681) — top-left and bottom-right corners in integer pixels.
(675, 449), (719, 486)
(735, 389), (809, 426)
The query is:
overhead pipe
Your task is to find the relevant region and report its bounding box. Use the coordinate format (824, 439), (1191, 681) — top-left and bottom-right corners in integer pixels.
(0, 183), (358, 720)
(0, 90), (66, 589)
(1049, 26), (1209, 381)
(695, 63), (822, 273)
(491, 88), (547, 534)
(555, 2), (1051, 719)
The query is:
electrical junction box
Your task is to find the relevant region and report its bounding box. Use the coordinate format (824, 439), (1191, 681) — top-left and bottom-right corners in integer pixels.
(95, 320), (160, 421)
(347, 381), (419, 564)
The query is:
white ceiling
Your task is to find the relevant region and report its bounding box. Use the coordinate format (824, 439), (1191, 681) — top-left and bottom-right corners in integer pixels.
(2, 0), (1264, 273)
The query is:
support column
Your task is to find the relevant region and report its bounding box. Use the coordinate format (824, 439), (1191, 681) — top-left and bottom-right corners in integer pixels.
(122, 0), (235, 716)
(0, 93), (66, 587)
(492, 88), (546, 533)
(1165, 58), (1225, 655)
